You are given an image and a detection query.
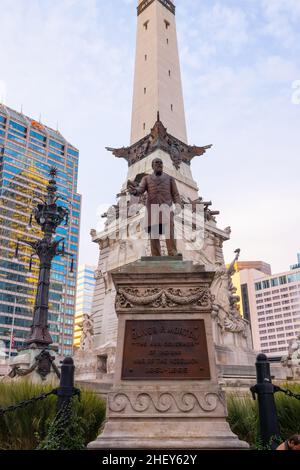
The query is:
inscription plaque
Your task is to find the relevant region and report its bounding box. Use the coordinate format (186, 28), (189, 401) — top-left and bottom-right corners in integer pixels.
(122, 320), (211, 380)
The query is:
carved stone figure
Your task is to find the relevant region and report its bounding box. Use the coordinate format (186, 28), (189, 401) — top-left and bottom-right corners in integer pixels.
(281, 334), (300, 378)
(79, 314), (94, 351)
(211, 249), (248, 337)
(107, 352), (116, 374)
(128, 158), (181, 256)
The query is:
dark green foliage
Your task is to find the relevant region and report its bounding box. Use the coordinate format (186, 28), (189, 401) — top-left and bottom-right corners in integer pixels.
(227, 393), (258, 447)
(227, 383), (300, 449)
(0, 381), (106, 450)
(275, 383), (300, 439)
(37, 401), (86, 450)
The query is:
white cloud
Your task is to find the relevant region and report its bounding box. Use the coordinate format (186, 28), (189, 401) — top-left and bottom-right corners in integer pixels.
(262, 0), (300, 46)
(0, 80), (7, 104)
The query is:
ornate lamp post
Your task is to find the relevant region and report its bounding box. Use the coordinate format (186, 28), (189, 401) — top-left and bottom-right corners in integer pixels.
(14, 168), (74, 350)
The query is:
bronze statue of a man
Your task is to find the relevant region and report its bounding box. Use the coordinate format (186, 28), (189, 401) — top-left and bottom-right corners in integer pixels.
(128, 158), (181, 257)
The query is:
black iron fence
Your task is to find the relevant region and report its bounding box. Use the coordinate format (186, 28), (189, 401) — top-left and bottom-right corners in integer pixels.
(250, 353), (300, 449)
(0, 357), (80, 447)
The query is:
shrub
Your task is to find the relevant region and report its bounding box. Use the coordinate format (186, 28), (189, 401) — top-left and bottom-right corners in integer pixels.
(227, 383), (300, 448)
(227, 393), (258, 447)
(0, 381), (106, 450)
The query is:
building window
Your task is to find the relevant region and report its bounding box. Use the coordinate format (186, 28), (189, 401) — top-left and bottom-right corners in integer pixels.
(143, 21), (149, 30)
(164, 20), (170, 30)
(145, 54), (147, 61)
(241, 284), (251, 321)
(171, 104), (173, 111)
(144, 87), (147, 94)
(169, 70), (171, 77)
(143, 123), (146, 130)
(279, 275), (287, 285)
(166, 38), (169, 44)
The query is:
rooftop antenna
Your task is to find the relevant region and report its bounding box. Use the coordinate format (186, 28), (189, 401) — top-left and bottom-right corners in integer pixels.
(39, 113), (42, 123)
(56, 121), (59, 131)
(20, 104), (23, 114)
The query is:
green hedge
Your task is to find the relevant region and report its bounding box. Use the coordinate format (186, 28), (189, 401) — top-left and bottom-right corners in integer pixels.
(227, 383), (300, 448)
(0, 381), (106, 450)
(1, 380), (299, 449)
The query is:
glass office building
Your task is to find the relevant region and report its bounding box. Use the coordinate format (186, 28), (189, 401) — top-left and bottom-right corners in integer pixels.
(0, 104), (81, 356)
(238, 256), (300, 359)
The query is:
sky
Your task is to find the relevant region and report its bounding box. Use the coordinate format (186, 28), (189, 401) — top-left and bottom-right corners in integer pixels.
(0, 0), (299, 274)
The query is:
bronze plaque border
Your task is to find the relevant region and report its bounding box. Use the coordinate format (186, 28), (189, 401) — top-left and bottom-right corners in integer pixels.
(122, 319), (211, 381)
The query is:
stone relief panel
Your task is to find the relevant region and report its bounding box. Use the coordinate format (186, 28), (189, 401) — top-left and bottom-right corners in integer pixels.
(116, 286), (213, 309)
(108, 390), (226, 417)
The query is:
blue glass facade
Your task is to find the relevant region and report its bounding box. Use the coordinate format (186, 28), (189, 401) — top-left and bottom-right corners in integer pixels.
(74, 265), (96, 347)
(0, 105), (81, 356)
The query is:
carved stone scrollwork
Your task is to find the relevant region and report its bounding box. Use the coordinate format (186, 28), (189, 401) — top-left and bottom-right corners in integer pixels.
(116, 287), (213, 309)
(109, 391), (223, 415)
(94, 268), (102, 280)
(106, 116), (212, 169)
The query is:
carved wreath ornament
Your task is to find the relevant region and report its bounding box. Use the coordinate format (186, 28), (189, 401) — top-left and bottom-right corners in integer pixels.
(116, 287), (213, 309)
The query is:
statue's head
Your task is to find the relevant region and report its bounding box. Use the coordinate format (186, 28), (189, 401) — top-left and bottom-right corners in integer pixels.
(152, 158), (163, 176)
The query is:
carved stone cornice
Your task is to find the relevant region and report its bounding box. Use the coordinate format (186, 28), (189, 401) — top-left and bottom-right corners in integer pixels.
(116, 286), (213, 309)
(108, 391), (225, 416)
(106, 115), (212, 170)
(137, 0), (175, 16)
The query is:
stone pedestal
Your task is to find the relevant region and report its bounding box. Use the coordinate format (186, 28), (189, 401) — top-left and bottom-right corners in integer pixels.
(88, 258), (248, 449)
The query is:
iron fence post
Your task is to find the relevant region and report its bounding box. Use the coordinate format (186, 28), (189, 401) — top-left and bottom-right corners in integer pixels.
(56, 357), (75, 414)
(250, 353), (280, 449)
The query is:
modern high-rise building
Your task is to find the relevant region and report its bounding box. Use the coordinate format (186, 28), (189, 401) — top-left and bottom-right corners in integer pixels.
(0, 104), (81, 357)
(236, 256), (300, 358)
(290, 253), (300, 270)
(230, 261), (271, 321)
(74, 265), (96, 348)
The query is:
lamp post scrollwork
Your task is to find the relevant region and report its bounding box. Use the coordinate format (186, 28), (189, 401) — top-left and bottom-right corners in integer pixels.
(14, 168), (74, 350)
